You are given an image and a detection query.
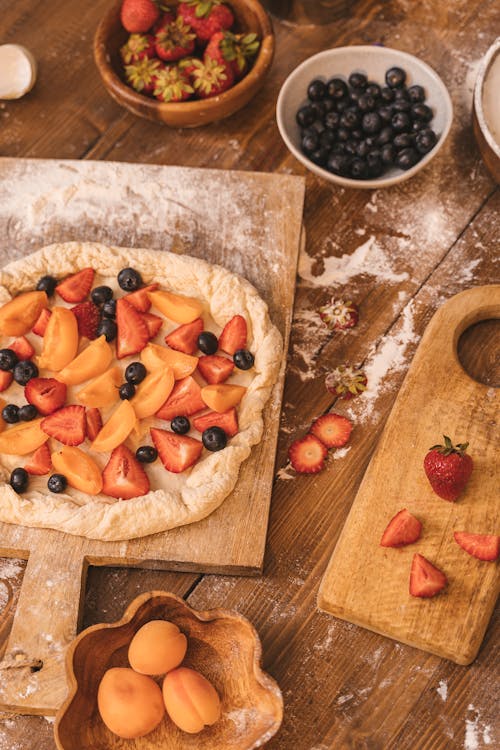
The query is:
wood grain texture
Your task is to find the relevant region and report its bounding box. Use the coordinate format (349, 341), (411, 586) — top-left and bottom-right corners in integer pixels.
(1, 0), (500, 748)
(318, 286), (500, 664)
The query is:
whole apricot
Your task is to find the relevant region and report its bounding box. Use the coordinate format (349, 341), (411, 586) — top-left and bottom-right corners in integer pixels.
(97, 667), (164, 739)
(162, 666), (221, 734)
(128, 620), (187, 676)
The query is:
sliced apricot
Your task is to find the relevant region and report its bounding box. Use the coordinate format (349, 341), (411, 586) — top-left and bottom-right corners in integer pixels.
(0, 418), (49, 455)
(131, 367), (174, 420)
(38, 306), (79, 371)
(201, 384), (246, 413)
(76, 366), (122, 408)
(90, 399), (136, 453)
(0, 291), (48, 336)
(147, 290), (203, 324)
(141, 343), (198, 380)
(57, 335), (113, 386)
(51, 446), (103, 495)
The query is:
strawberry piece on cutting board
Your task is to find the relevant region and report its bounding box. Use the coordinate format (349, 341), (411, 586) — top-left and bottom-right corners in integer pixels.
(310, 413), (352, 448)
(423, 435), (473, 501)
(288, 434), (328, 474)
(380, 509), (422, 548)
(409, 553), (447, 598)
(453, 531), (500, 562)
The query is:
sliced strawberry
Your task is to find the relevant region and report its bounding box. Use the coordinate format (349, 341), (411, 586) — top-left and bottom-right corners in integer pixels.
(41, 405), (86, 446)
(124, 283), (159, 313)
(310, 413), (353, 448)
(218, 315), (247, 355)
(115, 298), (150, 359)
(25, 377), (67, 415)
(151, 427), (203, 473)
(32, 307), (51, 336)
(10, 336), (35, 361)
(409, 553), (447, 598)
(71, 301), (100, 340)
(380, 509), (422, 548)
(85, 407), (103, 442)
(197, 354), (234, 384)
(0, 371), (13, 392)
(192, 408), (238, 437)
(288, 434), (328, 474)
(141, 312), (163, 339)
(102, 445), (150, 500)
(24, 444), (52, 476)
(453, 531), (500, 562)
(56, 268), (95, 303)
(165, 317), (204, 355)
(156, 375), (206, 421)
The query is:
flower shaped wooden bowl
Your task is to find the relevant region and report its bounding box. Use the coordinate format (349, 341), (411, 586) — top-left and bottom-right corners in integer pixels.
(93, 0), (275, 127)
(54, 590), (283, 750)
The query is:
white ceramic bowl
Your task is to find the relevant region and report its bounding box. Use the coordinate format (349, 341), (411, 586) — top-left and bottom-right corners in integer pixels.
(276, 45), (453, 189)
(472, 38), (500, 183)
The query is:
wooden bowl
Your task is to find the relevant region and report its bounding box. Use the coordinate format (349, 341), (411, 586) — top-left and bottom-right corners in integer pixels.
(54, 591), (283, 750)
(472, 38), (500, 183)
(93, 0), (275, 127)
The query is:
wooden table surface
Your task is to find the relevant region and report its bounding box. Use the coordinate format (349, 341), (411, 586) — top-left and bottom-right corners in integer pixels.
(0, 1), (499, 748)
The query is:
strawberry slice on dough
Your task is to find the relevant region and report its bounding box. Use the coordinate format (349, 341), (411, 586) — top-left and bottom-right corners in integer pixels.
(102, 445), (150, 500)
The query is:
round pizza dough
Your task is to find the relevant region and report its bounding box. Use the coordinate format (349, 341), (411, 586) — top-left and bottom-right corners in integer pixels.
(0, 242), (282, 540)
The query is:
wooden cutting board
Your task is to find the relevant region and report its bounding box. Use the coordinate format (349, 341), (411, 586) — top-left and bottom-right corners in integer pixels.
(0, 157), (305, 714)
(318, 285), (500, 666)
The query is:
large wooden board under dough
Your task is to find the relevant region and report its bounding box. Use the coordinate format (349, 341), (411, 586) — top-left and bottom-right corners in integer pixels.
(318, 286), (500, 666)
(0, 157), (305, 713)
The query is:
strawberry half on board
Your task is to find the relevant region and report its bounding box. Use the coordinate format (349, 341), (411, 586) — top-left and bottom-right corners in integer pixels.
(423, 435), (473, 501)
(310, 413), (352, 448)
(380, 509), (422, 548)
(453, 531), (500, 562)
(288, 433), (328, 474)
(177, 1), (234, 43)
(409, 553), (447, 598)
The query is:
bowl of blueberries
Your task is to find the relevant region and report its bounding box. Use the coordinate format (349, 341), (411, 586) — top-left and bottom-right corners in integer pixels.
(276, 45), (453, 188)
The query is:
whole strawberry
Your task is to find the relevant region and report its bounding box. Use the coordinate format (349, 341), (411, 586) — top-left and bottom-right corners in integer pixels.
(155, 16), (196, 62)
(423, 435), (473, 501)
(153, 65), (194, 102)
(125, 57), (163, 94)
(177, 0), (234, 43)
(204, 30), (260, 80)
(120, 33), (156, 64)
(325, 364), (367, 399)
(191, 57), (234, 98)
(121, 0), (161, 33)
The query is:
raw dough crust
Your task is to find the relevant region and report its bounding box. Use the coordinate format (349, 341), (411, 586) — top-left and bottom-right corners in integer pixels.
(0, 242), (282, 540)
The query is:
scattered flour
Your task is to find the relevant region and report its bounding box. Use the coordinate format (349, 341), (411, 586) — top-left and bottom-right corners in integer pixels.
(277, 463), (295, 481)
(464, 705), (493, 750)
(437, 679), (448, 701)
(332, 446), (351, 460)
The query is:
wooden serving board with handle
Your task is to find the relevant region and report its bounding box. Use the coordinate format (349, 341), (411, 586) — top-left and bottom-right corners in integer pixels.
(0, 157), (305, 714)
(318, 285), (500, 666)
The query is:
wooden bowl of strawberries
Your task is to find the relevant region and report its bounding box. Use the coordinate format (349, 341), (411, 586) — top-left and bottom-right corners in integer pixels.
(94, 0), (274, 127)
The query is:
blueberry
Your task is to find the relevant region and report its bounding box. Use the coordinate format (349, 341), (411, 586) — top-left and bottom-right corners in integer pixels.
(410, 103), (433, 122)
(197, 331), (218, 355)
(2, 404), (19, 423)
(119, 382), (136, 400)
(307, 79), (326, 101)
(356, 140), (370, 158)
(393, 98), (411, 112)
(411, 119), (428, 132)
(171, 416), (190, 435)
(415, 128), (437, 154)
(91, 285), (113, 305)
(348, 71), (367, 89)
(350, 158), (368, 179)
(233, 349), (254, 370)
(358, 93), (377, 112)
(340, 109), (360, 130)
(18, 404), (38, 421)
(365, 82), (382, 98)
(393, 132), (414, 150)
(117, 267), (142, 291)
(309, 146), (330, 166)
(10, 467), (29, 493)
(48, 474), (67, 493)
(96, 318), (117, 342)
(380, 86), (395, 102)
(0, 348), (18, 371)
(366, 150), (384, 177)
(385, 66), (406, 88)
(302, 132), (319, 154)
(13, 360), (38, 386)
(102, 300), (116, 318)
(396, 147), (420, 170)
(296, 105), (315, 128)
(323, 98), (336, 113)
(344, 140), (358, 156)
(377, 105), (394, 124)
(327, 78), (348, 99)
(135, 445), (158, 463)
(326, 153), (352, 176)
(330, 142), (347, 155)
(319, 129), (336, 149)
(408, 84), (425, 103)
(376, 126), (394, 146)
(310, 101), (326, 120)
(391, 111), (411, 133)
(381, 143), (397, 165)
(324, 111), (340, 130)
(335, 97), (350, 113)
(394, 87), (410, 100)
(125, 361), (147, 384)
(336, 127), (350, 142)
(351, 128), (363, 141)
(202, 426), (227, 452)
(36, 275), (57, 296)
(362, 111), (382, 134)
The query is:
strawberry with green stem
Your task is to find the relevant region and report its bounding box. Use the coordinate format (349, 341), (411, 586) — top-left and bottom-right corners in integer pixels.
(120, 33), (156, 64)
(319, 298), (359, 331)
(177, 0), (234, 43)
(423, 435), (473, 501)
(153, 65), (194, 102)
(325, 364), (367, 399)
(125, 57), (163, 94)
(204, 30), (260, 80)
(190, 57), (234, 98)
(155, 16), (196, 62)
